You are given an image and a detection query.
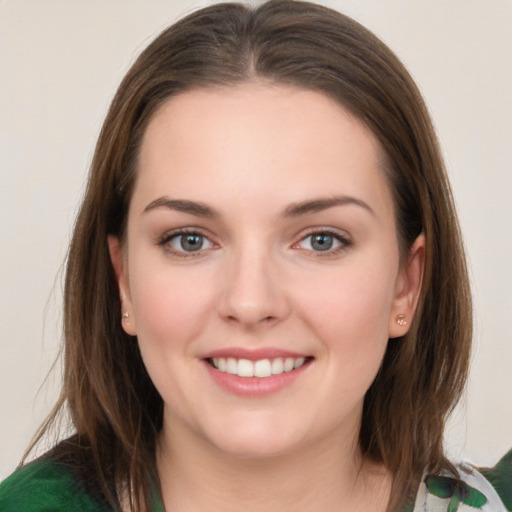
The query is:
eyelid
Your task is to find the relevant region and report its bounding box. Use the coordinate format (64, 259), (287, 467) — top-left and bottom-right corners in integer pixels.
(156, 226), (351, 259)
(292, 227), (352, 256)
(157, 227), (218, 258)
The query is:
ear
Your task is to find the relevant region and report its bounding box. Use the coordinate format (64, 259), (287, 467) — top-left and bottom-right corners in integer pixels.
(388, 234), (425, 338)
(108, 236), (137, 336)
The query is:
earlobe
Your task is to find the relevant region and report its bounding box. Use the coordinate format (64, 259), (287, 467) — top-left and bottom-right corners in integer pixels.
(388, 234), (425, 338)
(107, 236), (137, 336)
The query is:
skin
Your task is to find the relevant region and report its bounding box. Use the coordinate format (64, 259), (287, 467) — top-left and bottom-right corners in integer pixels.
(109, 83), (424, 511)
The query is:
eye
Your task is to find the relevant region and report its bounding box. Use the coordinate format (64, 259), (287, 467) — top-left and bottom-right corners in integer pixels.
(172, 233), (208, 252)
(295, 230), (350, 254)
(161, 230), (215, 256)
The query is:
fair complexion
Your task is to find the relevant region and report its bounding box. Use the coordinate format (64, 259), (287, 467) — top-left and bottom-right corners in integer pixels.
(109, 83), (424, 512)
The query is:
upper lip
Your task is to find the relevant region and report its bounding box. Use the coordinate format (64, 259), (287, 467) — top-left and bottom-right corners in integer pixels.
(201, 347), (310, 361)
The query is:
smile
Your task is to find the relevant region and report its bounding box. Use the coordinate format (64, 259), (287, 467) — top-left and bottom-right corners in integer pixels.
(209, 357), (308, 378)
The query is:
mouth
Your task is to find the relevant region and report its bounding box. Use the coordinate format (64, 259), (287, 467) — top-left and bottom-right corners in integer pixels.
(206, 356), (313, 378)
(201, 348), (314, 396)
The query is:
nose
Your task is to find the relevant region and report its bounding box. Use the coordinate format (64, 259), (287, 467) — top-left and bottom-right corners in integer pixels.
(217, 244), (290, 330)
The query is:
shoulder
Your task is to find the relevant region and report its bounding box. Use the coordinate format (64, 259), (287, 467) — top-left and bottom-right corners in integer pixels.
(478, 449), (512, 511)
(410, 449), (512, 512)
(0, 457), (110, 512)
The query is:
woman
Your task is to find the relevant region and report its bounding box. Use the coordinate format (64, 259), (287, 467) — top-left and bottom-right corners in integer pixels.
(0, 1), (510, 511)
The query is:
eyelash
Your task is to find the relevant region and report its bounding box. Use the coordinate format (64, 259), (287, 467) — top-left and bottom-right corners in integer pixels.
(157, 228), (352, 259)
(293, 229), (352, 257)
(157, 229), (215, 259)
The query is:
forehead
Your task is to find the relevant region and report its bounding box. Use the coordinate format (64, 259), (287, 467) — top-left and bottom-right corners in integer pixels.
(133, 83), (393, 220)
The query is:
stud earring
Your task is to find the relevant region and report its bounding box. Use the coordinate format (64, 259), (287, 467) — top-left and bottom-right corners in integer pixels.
(121, 311), (130, 325)
(396, 314), (407, 326)
(121, 312), (131, 327)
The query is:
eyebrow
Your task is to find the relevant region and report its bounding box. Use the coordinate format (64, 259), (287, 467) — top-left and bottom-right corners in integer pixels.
(282, 195), (375, 218)
(142, 194), (374, 219)
(143, 197), (218, 218)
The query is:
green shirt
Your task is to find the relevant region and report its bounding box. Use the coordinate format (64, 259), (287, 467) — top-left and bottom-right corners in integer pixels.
(1, 450), (510, 511)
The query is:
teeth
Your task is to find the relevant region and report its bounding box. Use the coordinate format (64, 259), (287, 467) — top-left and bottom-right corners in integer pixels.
(293, 357), (305, 369)
(254, 359), (272, 377)
(271, 358), (284, 374)
(226, 358), (237, 375)
(210, 356), (307, 378)
(237, 359), (254, 377)
(283, 357), (295, 372)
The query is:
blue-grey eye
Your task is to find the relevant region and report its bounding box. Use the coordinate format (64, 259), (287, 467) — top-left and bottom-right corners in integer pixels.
(310, 233), (334, 251)
(296, 232), (346, 253)
(181, 234), (203, 251)
(168, 233), (210, 252)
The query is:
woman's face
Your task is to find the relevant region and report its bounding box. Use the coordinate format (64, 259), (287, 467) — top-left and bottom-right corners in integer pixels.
(110, 83), (423, 459)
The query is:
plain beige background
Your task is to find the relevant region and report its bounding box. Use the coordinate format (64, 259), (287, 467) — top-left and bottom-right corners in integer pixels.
(1, 0), (511, 479)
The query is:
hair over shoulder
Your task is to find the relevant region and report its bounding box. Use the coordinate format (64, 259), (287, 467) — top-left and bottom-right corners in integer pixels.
(26, 2), (472, 511)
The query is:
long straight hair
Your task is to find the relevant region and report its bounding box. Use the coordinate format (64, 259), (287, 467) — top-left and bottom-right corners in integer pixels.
(25, 2), (472, 511)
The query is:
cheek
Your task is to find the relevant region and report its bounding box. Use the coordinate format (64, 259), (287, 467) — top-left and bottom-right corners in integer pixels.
(299, 263), (396, 335)
(127, 261), (219, 410)
(293, 257), (397, 378)
(128, 260), (218, 351)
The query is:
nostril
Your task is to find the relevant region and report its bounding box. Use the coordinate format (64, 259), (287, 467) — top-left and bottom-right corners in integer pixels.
(224, 314), (277, 325)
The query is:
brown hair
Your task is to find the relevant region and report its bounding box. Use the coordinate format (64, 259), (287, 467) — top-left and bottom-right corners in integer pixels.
(26, 1), (472, 511)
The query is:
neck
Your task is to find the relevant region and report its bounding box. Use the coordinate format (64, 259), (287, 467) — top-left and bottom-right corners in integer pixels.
(156, 417), (391, 512)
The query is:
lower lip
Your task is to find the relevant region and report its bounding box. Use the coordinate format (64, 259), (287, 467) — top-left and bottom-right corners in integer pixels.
(202, 360), (312, 397)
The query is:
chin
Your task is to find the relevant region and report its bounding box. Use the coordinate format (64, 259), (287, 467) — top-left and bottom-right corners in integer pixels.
(201, 418), (309, 460)
(212, 437), (300, 461)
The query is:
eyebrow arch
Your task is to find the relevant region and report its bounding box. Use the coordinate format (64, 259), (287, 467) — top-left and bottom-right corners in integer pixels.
(282, 195), (375, 218)
(143, 197), (218, 218)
